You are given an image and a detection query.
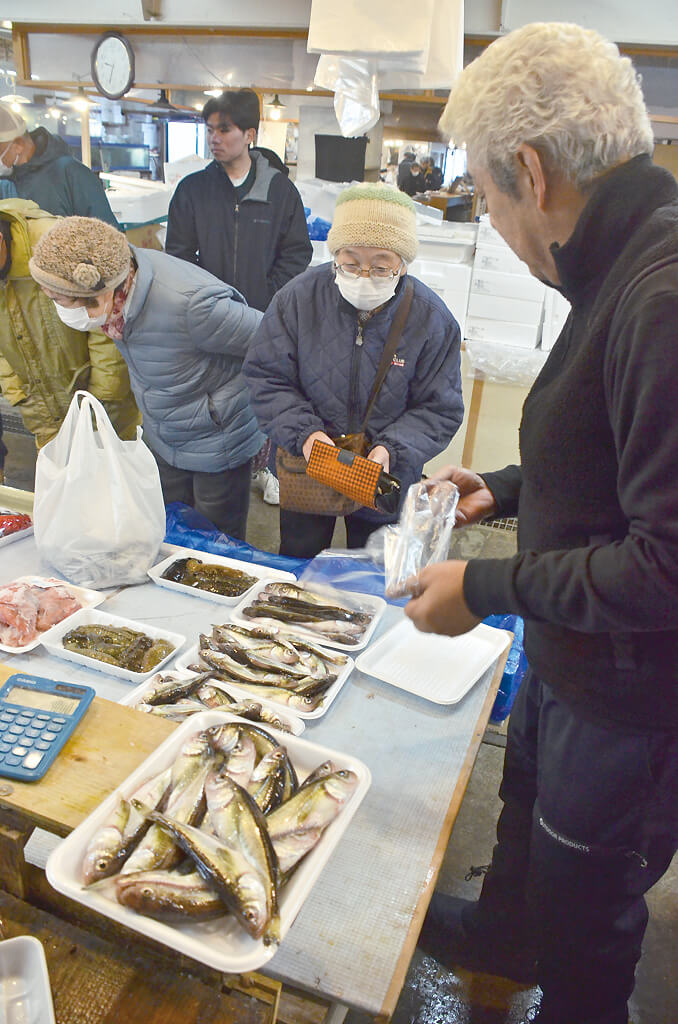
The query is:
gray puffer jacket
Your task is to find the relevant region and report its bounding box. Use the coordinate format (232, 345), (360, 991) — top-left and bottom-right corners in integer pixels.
(117, 247), (264, 472)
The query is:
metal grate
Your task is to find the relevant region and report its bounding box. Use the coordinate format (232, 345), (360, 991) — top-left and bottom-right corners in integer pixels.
(485, 516), (518, 533)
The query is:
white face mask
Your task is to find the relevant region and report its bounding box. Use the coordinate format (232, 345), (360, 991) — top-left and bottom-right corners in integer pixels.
(53, 301), (109, 331)
(335, 272), (401, 312)
(0, 143), (16, 177)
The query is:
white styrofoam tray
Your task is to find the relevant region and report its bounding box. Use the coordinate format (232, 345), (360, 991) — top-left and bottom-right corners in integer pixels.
(174, 641), (354, 721)
(0, 576), (105, 655)
(41, 607), (185, 684)
(229, 579), (385, 653)
(147, 545), (296, 607)
(0, 935), (55, 1024)
(120, 669), (306, 735)
(46, 710), (371, 974)
(355, 619), (512, 704)
(0, 509), (33, 549)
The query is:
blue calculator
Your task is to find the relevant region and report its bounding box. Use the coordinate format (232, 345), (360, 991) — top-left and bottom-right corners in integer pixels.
(0, 673), (95, 782)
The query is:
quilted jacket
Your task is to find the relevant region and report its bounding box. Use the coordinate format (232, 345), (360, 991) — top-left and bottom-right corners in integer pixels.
(244, 263), (464, 519)
(0, 199), (139, 447)
(116, 247), (264, 472)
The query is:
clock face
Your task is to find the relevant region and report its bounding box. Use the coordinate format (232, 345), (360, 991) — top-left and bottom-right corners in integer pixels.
(92, 33), (135, 100)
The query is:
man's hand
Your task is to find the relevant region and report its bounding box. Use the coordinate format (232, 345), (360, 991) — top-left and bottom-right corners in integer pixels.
(427, 465), (497, 526)
(302, 430), (334, 462)
(403, 560), (481, 637)
(367, 445), (390, 472)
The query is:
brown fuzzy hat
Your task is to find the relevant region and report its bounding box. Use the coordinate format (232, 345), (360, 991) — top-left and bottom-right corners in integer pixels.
(28, 216), (131, 296)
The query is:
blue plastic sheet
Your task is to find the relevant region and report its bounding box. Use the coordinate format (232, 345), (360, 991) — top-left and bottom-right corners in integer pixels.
(300, 549), (408, 606)
(484, 613), (528, 723)
(164, 503), (308, 577)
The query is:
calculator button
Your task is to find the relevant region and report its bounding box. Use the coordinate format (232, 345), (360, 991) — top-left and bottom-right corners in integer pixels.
(4, 756), (20, 766)
(11, 746), (28, 757)
(0, 714), (14, 723)
(19, 738), (33, 748)
(36, 742), (50, 751)
(25, 729), (41, 739)
(42, 732), (57, 742)
(0, 724), (7, 732)
(22, 752), (43, 770)
(52, 717), (66, 724)
(16, 717), (31, 727)
(2, 708), (17, 716)
(36, 714), (49, 721)
(46, 724), (63, 733)
(20, 710), (35, 719)
(8, 725), (22, 735)
(0, 743), (11, 753)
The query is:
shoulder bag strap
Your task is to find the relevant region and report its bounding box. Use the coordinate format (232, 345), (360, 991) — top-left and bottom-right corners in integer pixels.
(359, 276), (414, 432)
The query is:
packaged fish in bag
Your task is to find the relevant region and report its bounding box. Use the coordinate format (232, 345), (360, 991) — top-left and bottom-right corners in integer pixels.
(380, 480), (459, 597)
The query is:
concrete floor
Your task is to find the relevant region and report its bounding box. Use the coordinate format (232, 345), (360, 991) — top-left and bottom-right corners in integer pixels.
(3, 431), (676, 1024)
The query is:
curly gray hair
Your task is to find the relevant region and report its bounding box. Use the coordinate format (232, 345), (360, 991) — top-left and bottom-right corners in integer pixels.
(439, 22), (654, 193)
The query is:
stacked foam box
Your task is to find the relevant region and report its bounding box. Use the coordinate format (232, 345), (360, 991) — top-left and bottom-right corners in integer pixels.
(541, 287), (571, 351)
(408, 258), (472, 336)
(465, 216), (545, 349)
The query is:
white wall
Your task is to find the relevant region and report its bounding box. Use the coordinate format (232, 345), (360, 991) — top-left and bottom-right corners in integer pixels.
(501, 0), (678, 45)
(3, 0), (312, 27)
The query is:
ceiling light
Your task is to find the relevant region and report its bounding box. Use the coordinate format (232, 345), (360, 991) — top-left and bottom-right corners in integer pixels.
(1, 21), (12, 30)
(30, 74), (40, 80)
(204, 88), (222, 97)
(69, 87), (93, 112)
(268, 94), (285, 110)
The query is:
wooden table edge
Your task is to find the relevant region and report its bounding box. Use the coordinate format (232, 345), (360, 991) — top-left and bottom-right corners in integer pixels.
(377, 643), (510, 1021)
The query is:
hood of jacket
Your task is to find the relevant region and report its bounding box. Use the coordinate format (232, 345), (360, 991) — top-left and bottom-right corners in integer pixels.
(209, 149), (278, 203)
(0, 197), (58, 278)
(22, 128), (70, 171)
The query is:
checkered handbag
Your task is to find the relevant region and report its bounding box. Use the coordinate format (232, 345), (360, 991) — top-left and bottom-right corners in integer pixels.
(276, 444), (364, 516)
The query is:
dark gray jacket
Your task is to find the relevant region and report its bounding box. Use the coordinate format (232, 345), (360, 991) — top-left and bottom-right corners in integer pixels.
(166, 150), (311, 312)
(116, 247), (264, 472)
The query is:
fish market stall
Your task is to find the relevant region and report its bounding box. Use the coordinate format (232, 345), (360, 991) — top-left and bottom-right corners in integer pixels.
(0, 534), (509, 1022)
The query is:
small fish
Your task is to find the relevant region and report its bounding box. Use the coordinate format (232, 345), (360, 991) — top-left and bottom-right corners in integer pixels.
(115, 869), (224, 922)
(227, 701), (292, 733)
(261, 583), (372, 625)
(240, 611), (362, 645)
(194, 684), (234, 709)
(143, 670), (215, 707)
(246, 747), (287, 813)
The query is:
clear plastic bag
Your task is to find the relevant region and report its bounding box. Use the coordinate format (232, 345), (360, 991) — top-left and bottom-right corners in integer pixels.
(33, 391), (166, 588)
(379, 480), (459, 596)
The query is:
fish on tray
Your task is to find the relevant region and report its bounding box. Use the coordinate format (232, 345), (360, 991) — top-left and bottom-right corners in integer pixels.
(83, 721), (359, 946)
(240, 582), (373, 645)
(62, 624), (175, 673)
(160, 557), (258, 598)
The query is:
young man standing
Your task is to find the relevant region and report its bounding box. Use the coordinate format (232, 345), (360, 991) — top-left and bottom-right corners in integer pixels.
(166, 89), (311, 313)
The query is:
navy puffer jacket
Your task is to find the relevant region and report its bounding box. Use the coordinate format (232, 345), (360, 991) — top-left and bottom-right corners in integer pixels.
(244, 263), (464, 519)
(116, 247), (264, 472)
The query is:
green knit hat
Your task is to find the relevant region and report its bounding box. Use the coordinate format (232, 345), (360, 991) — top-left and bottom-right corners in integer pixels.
(29, 216), (131, 297)
(327, 183), (418, 264)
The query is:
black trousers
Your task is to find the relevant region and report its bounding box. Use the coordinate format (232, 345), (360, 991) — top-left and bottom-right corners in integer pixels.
(279, 508), (380, 559)
(151, 449), (252, 541)
(470, 669), (678, 1024)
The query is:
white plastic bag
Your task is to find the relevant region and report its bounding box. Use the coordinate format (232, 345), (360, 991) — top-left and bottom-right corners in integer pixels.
(33, 391), (166, 588)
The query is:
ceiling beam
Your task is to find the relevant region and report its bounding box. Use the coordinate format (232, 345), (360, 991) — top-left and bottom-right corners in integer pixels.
(11, 22), (309, 39)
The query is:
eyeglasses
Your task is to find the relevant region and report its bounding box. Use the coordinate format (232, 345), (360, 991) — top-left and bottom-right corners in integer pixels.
(334, 261), (403, 281)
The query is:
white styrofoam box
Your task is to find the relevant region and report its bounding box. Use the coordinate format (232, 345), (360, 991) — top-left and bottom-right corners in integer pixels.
(465, 315), (542, 349)
(541, 287), (572, 351)
(476, 216), (505, 247)
(409, 259), (472, 293)
(311, 239), (330, 262)
(474, 242), (532, 277)
(416, 224), (477, 264)
(471, 268), (545, 303)
(445, 289), (470, 333)
(467, 291), (544, 327)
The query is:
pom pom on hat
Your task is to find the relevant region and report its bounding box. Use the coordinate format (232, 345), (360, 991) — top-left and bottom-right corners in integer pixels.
(28, 216), (131, 297)
(327, 182), (418, 264)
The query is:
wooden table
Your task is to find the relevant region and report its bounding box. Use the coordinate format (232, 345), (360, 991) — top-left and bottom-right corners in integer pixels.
(0, 537), (507, 1022)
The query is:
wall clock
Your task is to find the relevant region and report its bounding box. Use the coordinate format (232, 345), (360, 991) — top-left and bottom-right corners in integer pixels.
(91, 32), (135, 101)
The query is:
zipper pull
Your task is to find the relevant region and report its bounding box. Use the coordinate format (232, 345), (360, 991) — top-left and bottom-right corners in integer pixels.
(356, 325), (363, 346)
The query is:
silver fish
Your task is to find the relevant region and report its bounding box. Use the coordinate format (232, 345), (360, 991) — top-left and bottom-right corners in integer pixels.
(115, 869), (224, 922)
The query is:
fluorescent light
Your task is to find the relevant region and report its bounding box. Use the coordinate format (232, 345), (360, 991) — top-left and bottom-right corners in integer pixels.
(204, 89), (222, 97)
(1, 21), (12, 30)
(30, 74), (40, 80)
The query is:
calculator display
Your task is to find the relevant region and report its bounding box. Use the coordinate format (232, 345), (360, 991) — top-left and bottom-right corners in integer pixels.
(5, 686), (80, 716)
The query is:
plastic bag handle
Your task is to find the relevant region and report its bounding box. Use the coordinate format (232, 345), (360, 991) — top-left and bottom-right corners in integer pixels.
(61, 389), (125, 457)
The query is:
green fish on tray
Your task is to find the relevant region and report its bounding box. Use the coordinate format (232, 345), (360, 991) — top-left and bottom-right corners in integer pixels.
(61, 624), (176, 673)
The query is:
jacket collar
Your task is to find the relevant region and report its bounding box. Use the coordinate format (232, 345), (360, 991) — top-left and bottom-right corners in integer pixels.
(552, 154), (678, 303)
(209, 149), (277, 203)
(124, 245), (151, 328)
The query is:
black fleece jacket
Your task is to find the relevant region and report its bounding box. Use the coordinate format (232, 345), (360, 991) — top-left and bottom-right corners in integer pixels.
(464, 155), (678, 731)
(166, 150), (311, 312)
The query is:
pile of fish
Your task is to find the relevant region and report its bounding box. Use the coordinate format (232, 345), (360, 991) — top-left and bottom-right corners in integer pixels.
(0, 579), (81, 647)
(135, 669), (296, 732)
(190, 623), (348, 712)
(62, 624), (175, 673)
(160, 557), (257, 598)
(81, 721), (359, 945)
(240, 582), (373, 646)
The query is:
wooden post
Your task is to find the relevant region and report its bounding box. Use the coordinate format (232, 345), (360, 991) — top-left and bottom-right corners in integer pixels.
(461, 374), (485, 468)
(80, 108), (91, 168)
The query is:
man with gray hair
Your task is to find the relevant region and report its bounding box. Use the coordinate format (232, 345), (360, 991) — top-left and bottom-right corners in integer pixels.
(403, 22), (678, 1024)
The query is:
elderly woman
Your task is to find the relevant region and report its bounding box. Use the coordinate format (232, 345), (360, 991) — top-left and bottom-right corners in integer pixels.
(29, 216), (263, 540)
(244, 183), (464, 559)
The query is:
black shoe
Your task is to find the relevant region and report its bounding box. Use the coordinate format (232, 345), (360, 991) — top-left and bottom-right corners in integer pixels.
(417, 892), (538, 984)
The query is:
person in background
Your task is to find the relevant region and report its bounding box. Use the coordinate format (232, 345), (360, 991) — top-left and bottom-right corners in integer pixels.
(397, 149), (416, 189)
(0, 199), (139, 455)
(244, 184), (464, 559)
(166, 88), (311, 314)
(400, 161), (423, 196)
(29, 217), (264, 541)
(422, 157), (443, 191)
(0, 171), (18, 482)
(0, 104), (118, 226)
(406, 22), (678, 1024)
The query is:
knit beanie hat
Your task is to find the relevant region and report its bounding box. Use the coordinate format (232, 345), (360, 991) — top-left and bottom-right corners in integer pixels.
(29, 216), (131, 296)
(327, 183), (418, 264)
(0, 103), (26, 143)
